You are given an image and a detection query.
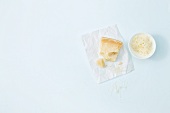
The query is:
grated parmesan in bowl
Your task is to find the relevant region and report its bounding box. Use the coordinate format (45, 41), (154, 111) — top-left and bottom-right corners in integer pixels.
(128, 33), (156, 59)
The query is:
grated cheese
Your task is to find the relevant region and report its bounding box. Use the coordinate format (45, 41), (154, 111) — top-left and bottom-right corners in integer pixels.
(131, 34), (153, 56)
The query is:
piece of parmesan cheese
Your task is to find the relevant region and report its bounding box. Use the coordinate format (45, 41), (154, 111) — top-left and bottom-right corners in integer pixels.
(96, 58), (105, 68)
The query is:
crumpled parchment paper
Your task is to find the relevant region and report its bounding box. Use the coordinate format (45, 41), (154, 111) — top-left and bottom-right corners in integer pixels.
(82, 25), (134, 83)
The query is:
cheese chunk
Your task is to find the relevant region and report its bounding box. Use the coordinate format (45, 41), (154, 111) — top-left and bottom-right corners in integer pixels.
(96, 58), (105, 68)
(100, 37), (123, 62)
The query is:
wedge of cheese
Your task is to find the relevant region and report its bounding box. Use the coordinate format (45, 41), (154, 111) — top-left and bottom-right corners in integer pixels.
(99, 37), (123, 62)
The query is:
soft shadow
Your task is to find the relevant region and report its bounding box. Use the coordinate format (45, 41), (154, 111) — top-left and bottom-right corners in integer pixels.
(151, 35), (169, 60)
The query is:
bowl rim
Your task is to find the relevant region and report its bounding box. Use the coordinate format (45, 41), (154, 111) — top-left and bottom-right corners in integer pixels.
(128, 33), (156, 59)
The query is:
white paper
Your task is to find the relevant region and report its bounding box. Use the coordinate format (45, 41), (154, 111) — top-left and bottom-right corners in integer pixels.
(82, 25), (134, 83)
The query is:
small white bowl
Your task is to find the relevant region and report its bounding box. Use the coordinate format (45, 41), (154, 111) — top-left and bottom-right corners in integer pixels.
(128, 33), (156, 59)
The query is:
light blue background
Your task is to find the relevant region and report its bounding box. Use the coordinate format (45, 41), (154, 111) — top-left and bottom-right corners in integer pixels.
(0, 0), (170, 113)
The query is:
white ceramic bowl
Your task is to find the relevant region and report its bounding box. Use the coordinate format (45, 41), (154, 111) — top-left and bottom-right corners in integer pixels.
(128, 33), (156, 59)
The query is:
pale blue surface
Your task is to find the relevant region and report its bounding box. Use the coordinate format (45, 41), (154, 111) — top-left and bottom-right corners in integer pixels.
(0, 0), (170, 113)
